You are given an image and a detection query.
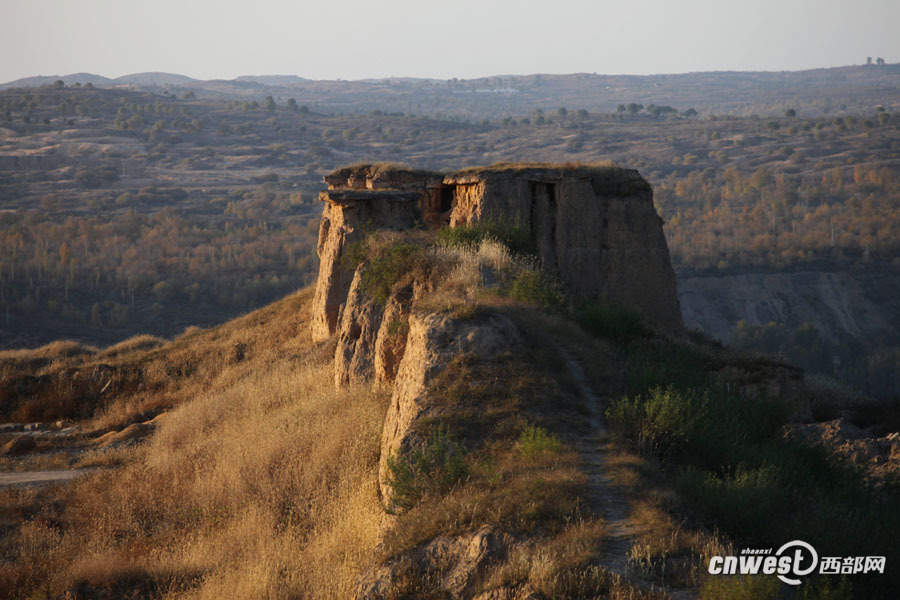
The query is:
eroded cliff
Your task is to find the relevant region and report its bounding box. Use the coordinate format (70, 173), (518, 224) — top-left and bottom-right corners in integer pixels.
(297, 165), (832, 598)
(312, 163), (684, 346)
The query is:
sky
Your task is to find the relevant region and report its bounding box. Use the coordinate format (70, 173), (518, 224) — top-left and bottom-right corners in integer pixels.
(4, 0), (900, 83)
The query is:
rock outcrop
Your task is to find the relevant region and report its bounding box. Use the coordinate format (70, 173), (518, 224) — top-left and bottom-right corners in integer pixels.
(312, 163), (684, 345)
(785, 419), (900, 479)
(355, 526), (514, 599)
(333, 269), (385, 387)
(373, 282), (417, 385)
(311, 189), (423, 342)
(378, 311), (521, 508)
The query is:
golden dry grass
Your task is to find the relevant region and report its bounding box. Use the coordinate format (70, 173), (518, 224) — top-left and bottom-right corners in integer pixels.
(96, 334), (165, 360)
(0, 288), (390, 599)
(0, 339), (98, 378)
(0, 245), (725, 599)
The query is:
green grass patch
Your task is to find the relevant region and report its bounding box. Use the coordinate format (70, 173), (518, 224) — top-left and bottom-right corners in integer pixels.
(507, 269), (561, 306)
(437, 215), (537, 256)
(359, 241), (425, 305)
(518, 424), (562, 459)
(576, 301), (645, 344)
(384, 426), (469, 513)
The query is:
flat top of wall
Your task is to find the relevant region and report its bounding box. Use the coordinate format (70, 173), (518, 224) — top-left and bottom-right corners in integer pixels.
(323, 162), (652, 197)
(320, 189), (422, 203)
(324, 163), (442, 191)
(446, 163), (651, 197)
(325, 162), (437, 181)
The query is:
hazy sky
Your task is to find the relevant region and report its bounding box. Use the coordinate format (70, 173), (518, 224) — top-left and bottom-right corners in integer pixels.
(4, 0), (899, 82)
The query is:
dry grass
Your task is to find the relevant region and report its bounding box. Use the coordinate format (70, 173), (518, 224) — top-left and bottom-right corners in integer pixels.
(0, 288), (389, 599)
(599, 441), (732, 590)
(0, 339), (98, 378)
(96, 334), (165, 360)
(348, 230), (542, 319)
(0, 291), (316, 426)
(0, 450), (76, 472)
(484, 521), (666, 599)
(85, 288), (318, 432)
(0, 245), (731, 598)
(418, 238), (539, 316)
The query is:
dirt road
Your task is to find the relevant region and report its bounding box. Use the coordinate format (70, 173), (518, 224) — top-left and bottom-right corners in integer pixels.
(0, 469), (87, 488)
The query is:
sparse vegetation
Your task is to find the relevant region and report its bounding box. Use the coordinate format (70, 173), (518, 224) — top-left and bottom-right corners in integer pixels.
(384, 426), (469, 512)
(517, 424), (562, 459)
(595, 328), (900, 598)
(0, 289), (389, 599)
(507, 267), (560, 306)
(0, 67), (898, 599)
(359, 240), (428, 306)
(437, 216), (537, 257)
(577, 301), (645, 344)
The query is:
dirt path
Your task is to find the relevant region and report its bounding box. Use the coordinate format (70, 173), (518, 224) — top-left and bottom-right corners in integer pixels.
(557, 347), (692, 599)
(0, 469), (88, 488)
(557, 349), (637, 564)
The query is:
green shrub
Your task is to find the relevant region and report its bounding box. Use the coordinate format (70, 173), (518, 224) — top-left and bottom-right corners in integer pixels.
(359, 242), (424, 305)
(518, 425), (562, 459)
(606, 385), (790, 465)
(576, 301), (644, 344)
(623, 339), (712, 396)
(384, 426), (469, 513)
(438, 216), (536, 256)
(680, 465), (781, 540)
(508, 269), (560, 306)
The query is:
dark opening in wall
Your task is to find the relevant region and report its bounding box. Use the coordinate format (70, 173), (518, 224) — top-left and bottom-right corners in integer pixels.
(440, 185), (456, 212)
(530, 181), (559, 272)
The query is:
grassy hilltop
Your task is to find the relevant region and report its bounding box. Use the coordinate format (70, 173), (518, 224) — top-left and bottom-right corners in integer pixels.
(0, 222), (897, 598)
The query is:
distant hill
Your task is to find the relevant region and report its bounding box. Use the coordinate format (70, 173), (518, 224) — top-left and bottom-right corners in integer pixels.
(1, 65), (898, 117)
(0, 72), (114, 89)
(234, 75), (310, 85)
(113, 72), (198, 86)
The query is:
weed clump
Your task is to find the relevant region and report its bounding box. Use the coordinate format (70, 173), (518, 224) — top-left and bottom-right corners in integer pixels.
(508, 269), (561, 306)
(606, 385), (789, 464)
(360, 242), (425, 305)
(518, 424), (562, 459)
(577, 301), (645, 344)
(437, 216), (537, 257)
(384, 426), (469, 513)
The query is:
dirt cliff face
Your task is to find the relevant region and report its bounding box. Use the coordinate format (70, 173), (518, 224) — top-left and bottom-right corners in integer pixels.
(310, 189), (423, 342)
(445, 166), (683, 333)
(313, 163), (684, 341)
(377, 311), (521, 509)
(333, 268), (385, 387)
